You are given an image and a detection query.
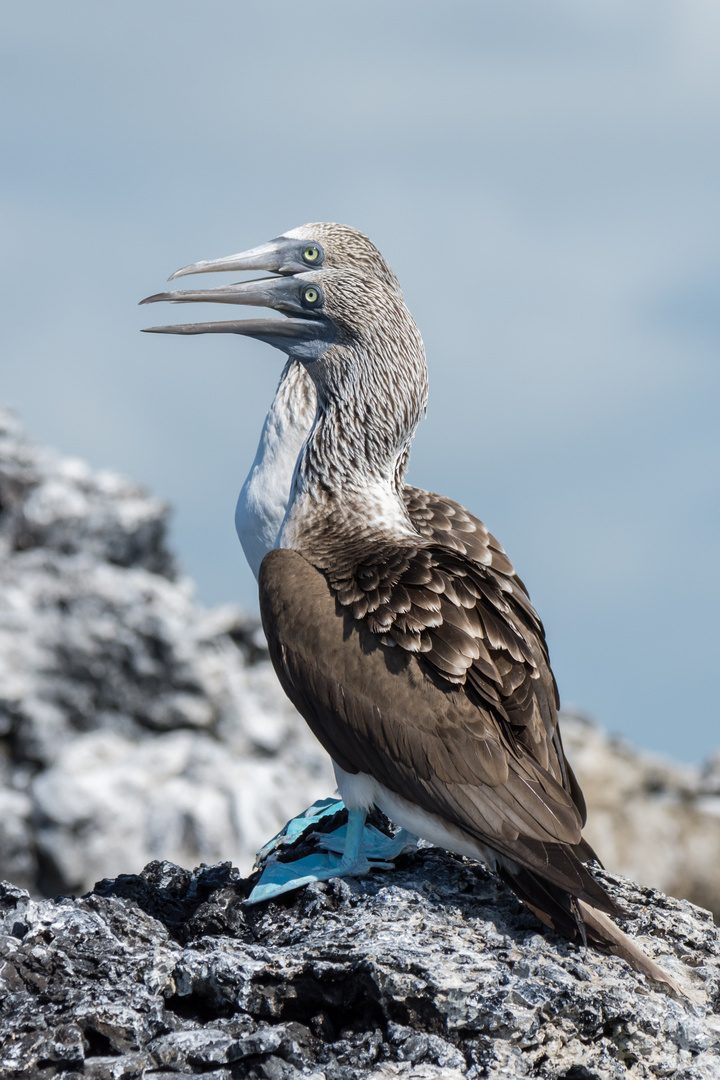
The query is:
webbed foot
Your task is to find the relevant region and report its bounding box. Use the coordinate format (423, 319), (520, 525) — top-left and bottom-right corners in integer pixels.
(246, 850), (393, 904)
(246, 801), (411, 905)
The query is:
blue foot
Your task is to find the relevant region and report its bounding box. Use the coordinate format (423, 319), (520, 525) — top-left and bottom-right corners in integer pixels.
(246, 851), (392, 905)
(247, 802), (412, 905)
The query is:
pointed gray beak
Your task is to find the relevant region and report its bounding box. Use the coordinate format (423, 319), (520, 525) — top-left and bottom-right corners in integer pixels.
(168, 236), (306, 281)
(142, 317), (324, 345)
(140, 278), (286, 310)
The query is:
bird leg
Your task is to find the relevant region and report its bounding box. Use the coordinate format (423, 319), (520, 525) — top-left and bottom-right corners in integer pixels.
(314, 819), (419, 861)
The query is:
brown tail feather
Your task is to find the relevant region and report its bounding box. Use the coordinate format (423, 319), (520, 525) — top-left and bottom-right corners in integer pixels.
(497, 864), (580, 940)
(575, 835), (603, 866)
(578, 902), (690, 999)
(503, 839), (624, 917)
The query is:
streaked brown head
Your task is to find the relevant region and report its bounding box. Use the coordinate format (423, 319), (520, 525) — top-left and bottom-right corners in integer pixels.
(166, 222), (402, 296)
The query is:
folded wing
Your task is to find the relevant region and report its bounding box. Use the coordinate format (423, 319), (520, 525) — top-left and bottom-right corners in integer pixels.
(259, 545), (609, 910)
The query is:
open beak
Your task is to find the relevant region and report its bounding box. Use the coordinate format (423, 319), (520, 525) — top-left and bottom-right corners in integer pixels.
(141, 318), (324, 348)
(140, 275), (335, 358)
(168, 237), (299, 281)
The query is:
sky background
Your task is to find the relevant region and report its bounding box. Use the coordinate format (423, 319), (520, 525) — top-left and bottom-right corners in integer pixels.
(2, 1), (718, 761)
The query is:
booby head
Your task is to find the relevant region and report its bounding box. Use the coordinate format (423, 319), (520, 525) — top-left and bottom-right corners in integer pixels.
(166, 223), (402, 296)
(142, 273), (336, 362)
(142, 269), (421, 370)
(142, 268), (428, 470)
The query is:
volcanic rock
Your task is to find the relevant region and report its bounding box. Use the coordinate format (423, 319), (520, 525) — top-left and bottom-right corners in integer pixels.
(0, 854), (718, 1079)
(0, 409), (333, 896)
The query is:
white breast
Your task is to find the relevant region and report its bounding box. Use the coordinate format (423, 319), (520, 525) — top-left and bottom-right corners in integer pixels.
(235, 361), (317, 579)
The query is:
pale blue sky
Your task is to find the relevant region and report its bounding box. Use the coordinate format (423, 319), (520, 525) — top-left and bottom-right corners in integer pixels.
(2, 1), (719, 759)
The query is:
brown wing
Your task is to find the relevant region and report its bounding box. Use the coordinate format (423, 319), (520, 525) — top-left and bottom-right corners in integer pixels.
(259, 546), (606, 908)
(403, 487), (586, 825)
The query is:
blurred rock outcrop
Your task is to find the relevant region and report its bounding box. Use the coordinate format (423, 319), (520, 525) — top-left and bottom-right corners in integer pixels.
(564, 716), (720, 919)
(0, 410), (333, 896)
(0, 410), (718, 920)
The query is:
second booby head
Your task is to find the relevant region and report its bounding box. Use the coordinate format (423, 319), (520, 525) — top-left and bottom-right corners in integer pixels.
(141, 272), (338, 357)
(167, 222), (403, 296)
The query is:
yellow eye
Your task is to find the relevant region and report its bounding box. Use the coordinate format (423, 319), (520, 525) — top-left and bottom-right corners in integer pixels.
(303, 246), (320, 263)
(303, 286), (320, 305)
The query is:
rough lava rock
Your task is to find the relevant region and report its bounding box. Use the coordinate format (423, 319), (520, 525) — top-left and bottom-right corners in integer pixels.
(1, 853), (719, 1079)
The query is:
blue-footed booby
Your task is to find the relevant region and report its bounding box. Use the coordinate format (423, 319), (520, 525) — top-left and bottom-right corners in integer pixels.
(143, 223), (586, 861)
(142, 224), (587, 875)
(141, 268), (682, 992)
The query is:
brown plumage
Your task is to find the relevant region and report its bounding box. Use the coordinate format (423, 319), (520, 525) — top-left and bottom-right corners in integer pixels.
(260, 540), (680, 989)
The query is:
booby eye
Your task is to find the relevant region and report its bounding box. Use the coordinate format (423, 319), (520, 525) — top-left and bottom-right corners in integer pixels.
(303, 245), (320, 263)
(302, 286), (321, 306)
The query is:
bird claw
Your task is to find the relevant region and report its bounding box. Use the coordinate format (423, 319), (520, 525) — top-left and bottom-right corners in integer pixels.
(253, 797), (345, 864)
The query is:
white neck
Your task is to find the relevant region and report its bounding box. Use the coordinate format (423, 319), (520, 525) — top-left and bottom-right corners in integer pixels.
(235, 360), (316, 579)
